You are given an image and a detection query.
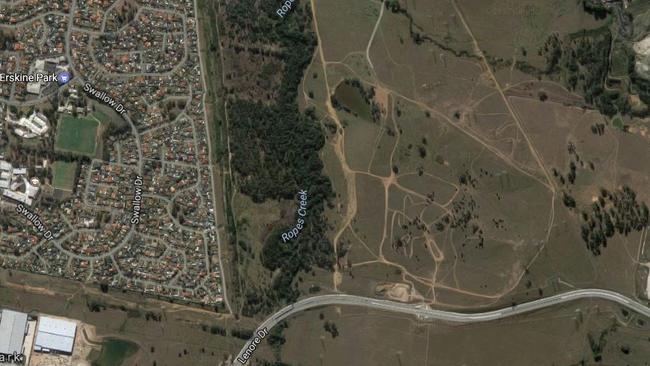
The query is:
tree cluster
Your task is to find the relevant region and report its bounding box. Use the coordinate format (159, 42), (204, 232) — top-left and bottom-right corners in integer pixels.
(580, 186), (649, 255)
(538, 27), (633, 117)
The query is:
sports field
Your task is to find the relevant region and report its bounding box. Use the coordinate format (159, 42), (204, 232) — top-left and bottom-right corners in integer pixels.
(52, 161), (77, 192)
(54, 115), (100, 156)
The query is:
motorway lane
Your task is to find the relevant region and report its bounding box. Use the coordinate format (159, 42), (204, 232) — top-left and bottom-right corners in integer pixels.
(233, 289), (650, 365)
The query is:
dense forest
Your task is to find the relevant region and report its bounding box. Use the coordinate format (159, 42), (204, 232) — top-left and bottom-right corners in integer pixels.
(222, 1), (334, 316)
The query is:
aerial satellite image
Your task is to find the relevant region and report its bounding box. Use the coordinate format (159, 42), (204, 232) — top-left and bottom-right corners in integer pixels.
(0, 0), (649, 365)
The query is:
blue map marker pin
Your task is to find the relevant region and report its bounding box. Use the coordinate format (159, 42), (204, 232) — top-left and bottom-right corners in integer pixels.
(57, 71), (71, 86)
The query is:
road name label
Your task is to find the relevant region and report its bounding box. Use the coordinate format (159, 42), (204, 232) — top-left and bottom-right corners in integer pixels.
(276, 0), (296, 18)
(83, 82), (127, 116)
(281, 189), (308, 243)
(16, 204), (53, 240)
(236, 328), (269, 364)
(131, 175), (144, 225)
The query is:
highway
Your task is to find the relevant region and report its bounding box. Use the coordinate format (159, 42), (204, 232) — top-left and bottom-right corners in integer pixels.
(233, 289), (650, 365)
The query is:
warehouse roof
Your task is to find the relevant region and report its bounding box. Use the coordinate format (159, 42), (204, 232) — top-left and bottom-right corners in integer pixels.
(34, 316), (77, 354)
(0, 309), (28, 355)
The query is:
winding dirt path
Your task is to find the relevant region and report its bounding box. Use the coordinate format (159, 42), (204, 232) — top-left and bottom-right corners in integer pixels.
(307, 0), (561, 306)
(310, 0), (359, 290)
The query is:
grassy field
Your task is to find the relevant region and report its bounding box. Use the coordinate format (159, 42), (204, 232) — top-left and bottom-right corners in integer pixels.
(266, 302), (650, 366)
(209, 0), (650, 335)
(91, 110), (110, 124)
(295, 0), (650, 313)
(55, 115), (100, 156)
(312, 0), (380, 62)
(457, 0), (607, 69)
(1, 1), (644, 365)
(51, 161), (77, 192)
(0, 270), (250, 366)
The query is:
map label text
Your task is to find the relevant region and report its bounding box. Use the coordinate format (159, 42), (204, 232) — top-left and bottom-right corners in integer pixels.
(276, 0), (296, 18)
(83, 83), (127, 116)
(131, 175), (144, 225)
(281, 189), (308, 243)
(16, 204), (53, 240)
(236, 328), (269, 364)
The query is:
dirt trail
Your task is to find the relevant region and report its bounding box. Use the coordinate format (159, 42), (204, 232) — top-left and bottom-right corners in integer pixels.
(309, 0), (490, 301)
(451, 0), (555, 193)
(307, 0), (556, 305)
(310, 0), (358, 290)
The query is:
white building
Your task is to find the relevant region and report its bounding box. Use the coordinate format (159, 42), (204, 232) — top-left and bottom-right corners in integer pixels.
(33, 317), (77, 355)
(2, 190), (30, 206)
(0, 162), (11, 191)
(8, 112), (50, 138)
(0, 309), (28, 356)
(0, 161), (40, 206)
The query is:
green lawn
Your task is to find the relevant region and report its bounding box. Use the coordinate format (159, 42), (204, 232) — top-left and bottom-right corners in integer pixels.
(55, 115), (100, 156)
(52, 161), (77, 191)
(91, 110), (110, 124)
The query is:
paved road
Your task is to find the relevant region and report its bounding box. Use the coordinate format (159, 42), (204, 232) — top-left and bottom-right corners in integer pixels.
(233, 289), (650, 365)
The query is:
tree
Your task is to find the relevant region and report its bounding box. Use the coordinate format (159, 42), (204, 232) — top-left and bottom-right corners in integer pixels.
(562, 192), (576, 208)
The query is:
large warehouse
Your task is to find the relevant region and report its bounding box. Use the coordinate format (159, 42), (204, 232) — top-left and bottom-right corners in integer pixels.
(0, 309), (28, 355)
(33, 316), (77, 355)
